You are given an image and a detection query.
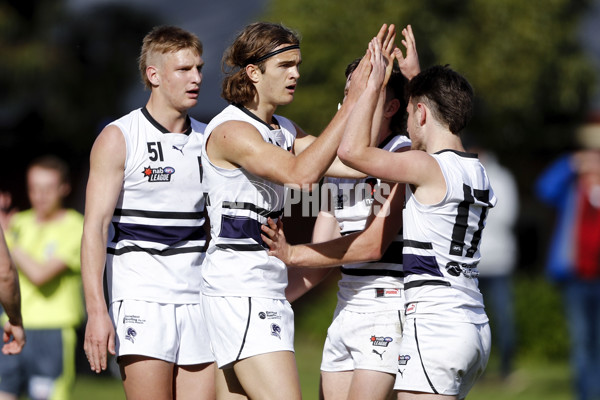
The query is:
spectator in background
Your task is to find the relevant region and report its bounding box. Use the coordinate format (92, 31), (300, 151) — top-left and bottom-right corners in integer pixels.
(476, 149), (519, 379)
(0, 225), (25, 356)
(536, 146), (600, 400)
(0, 155), (84, 400)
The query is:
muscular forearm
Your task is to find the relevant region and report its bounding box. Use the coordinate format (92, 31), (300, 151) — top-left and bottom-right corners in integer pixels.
(288, 225), (384, 268)
(0, 270), (22, 325)
(81, 231), (109, 316)
(0, 229), (22, 325)
(338, 85), (380, 168)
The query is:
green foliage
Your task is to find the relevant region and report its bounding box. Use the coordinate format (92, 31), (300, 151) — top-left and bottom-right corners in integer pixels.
(0, 1), (159, 160)
(513, 273), (570, 361)
(263, 0), (596, 151)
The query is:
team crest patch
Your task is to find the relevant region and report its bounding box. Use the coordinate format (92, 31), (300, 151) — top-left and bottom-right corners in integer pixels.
(125, 327), (137, 343)
(370, 335), (393, 347)
(142, 166), (175, 182)
(271, 323), (281, 339)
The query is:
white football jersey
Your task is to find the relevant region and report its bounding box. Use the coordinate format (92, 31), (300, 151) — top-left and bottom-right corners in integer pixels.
(402, 150), (496, 323)
(325, 134), (411, 311)
(201, 105), (297, 299)
(106, 107), (207, 304)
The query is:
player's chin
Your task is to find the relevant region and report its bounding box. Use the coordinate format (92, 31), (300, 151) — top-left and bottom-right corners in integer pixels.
(279, 94), (295, 106)
(182, 98), (199, 109)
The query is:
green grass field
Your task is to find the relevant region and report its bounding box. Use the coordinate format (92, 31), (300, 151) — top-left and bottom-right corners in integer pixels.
(73, 340), (574, 400)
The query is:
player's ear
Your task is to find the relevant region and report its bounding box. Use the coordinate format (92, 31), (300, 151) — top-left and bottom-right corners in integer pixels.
(417, 102), (427, 126)
(147, 65), (160, 87)
(245, 64), (261, 83)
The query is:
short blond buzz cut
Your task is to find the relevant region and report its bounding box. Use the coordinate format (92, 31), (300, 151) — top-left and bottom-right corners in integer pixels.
(138, 25), (203, 90)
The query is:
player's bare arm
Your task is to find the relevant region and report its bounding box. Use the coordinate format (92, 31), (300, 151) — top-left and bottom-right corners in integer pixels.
(81, 124), (125, 373)
(262, 177), (405, 268)
(0, 228), (24, 355)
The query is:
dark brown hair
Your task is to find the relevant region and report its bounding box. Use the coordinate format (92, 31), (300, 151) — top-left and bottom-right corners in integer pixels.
(221, 22), (300, 104)
(407, 65), (474, 135)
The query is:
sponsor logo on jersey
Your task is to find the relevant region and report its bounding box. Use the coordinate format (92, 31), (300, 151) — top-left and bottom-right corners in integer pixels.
(271, 323), (281, 339)
(445, 261), (480, 278)
(125, 327), (137, 343)
(372, 349), (386, 360)
(258, 311), (281, 320)
(370, 335), (393, 347)
(405, 303), (417, 315)
(123, 314), (146, 324)
(398, 354), (411, 366)
(375, 288), (402, 298)
(142, 165), (175, 182)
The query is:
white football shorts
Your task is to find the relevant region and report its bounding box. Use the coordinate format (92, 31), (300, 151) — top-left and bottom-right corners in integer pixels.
(110, 299), (214, 365)
(321, 304), (404, 374)
(394, 317), (491, 399)
(201, 295), (295, 369)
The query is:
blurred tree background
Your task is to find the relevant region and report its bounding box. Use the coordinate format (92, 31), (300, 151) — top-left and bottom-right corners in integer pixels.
(1, 0), (599, 380)
(0, 0), (159, 207)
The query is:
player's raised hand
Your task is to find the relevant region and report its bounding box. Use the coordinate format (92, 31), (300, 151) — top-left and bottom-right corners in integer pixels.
(375, 23), (397, 86)
(395, 24), (420, 80)
(345, 47), (372, 102)
(368, 37), (387, 91)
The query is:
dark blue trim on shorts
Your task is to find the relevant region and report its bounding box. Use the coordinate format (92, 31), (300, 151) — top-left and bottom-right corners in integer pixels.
(236, 298), (252, 362)
(414, 318), (438, 394)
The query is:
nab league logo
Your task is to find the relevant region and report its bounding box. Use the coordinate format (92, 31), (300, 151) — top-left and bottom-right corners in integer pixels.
(142, 166), (175, 182)
(371, 335), (393, 347)
(398, 354), (411, 366)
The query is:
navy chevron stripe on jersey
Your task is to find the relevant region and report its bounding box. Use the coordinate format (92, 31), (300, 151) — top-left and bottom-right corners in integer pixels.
(215, 243), (265, 251)
(112, 222), (206, 246)
(107, 244), (206, 256)
(403, 240), (433, 250)
(404, 279), (450, 290)
(341, 267), (405, 278)
(219, 214), (265, 245)
(403, 254), (443, 277)
(114, 208), (204, 219)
